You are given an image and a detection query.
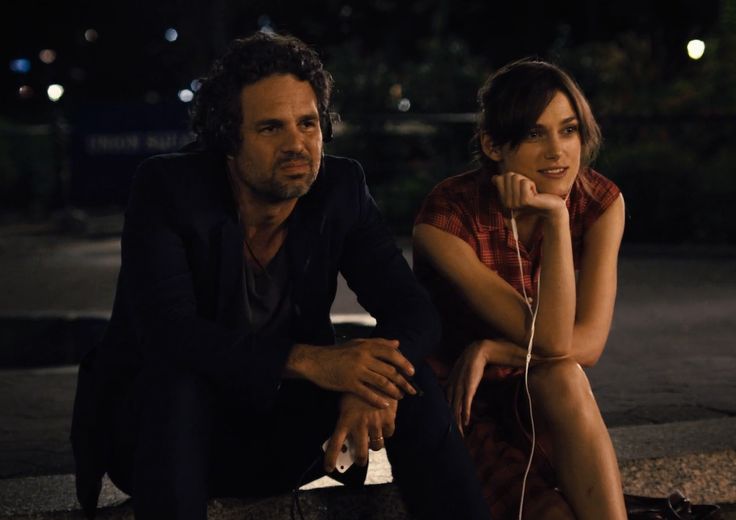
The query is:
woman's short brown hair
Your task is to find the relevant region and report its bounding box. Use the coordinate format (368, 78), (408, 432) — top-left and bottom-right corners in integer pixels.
(471, 58), (601, 174)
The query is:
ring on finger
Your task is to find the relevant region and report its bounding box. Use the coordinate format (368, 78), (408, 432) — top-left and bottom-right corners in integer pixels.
(369, 436), (384, 449)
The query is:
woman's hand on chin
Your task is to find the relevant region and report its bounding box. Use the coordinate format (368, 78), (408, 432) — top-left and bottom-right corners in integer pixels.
(492, 171), (567, 217)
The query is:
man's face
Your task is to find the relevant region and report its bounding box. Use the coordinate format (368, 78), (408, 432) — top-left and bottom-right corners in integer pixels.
(230, 73), (323, 202)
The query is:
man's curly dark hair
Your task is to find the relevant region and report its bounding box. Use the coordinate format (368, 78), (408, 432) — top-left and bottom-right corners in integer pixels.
(191, 32), (334, 154)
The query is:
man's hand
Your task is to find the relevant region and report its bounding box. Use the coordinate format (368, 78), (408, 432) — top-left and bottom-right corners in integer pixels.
(324, 393), (397, 472)
(285, 338), (417, 408)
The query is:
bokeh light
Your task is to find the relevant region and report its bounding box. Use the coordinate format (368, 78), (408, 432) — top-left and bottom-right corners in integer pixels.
(84, 29), (99, 42)
(10, 59), (31, 74)
(398, 98), (411, 112)
(47, 84), (65, 102)
(178, 89), (194, 102)
(39, 49), (57, 64)
(165, 28), (178, 42)
(258, 14), (275, 34)
(18, 85), (34, 99)
(687, 39), (705, 60)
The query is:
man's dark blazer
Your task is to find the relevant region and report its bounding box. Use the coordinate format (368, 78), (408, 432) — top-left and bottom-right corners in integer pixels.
(70, 149), (441, 516)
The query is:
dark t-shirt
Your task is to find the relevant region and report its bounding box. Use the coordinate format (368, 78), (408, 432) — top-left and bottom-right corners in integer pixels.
(243, 245), (292, 337)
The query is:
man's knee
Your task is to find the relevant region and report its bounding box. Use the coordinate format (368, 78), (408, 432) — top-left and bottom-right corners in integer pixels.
(391, 361), (454, 451)
(139, 362), (215, 423)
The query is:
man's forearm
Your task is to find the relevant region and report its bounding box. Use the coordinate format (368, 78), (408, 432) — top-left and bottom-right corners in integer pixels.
(283, 343), (320, 380)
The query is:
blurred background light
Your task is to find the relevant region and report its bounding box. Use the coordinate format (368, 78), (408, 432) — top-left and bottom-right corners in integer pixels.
(10, 59), (31, 74)
(165, 28), (178, 42)
(84, 29), (98, 42)
(687, 39), (705, 60)
(39, 49), (57, 64)
(47, 84), (64, 102)
(397, 98), (411, 112)
(18, 85), (34, 99)
(190, 79), (202, 91)
(258, 14), (275, 35)
(84, 29), (100, 43)
(178, 89), (194, 102)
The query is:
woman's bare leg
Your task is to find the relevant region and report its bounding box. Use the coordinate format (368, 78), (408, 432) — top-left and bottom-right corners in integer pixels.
(528, 359), (627, 520)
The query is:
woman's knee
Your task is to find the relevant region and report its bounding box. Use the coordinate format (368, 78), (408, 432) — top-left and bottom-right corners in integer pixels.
(527, 359), (597, 421)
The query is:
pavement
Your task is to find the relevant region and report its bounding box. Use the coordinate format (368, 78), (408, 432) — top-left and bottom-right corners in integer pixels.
(0, 210), (734, 518)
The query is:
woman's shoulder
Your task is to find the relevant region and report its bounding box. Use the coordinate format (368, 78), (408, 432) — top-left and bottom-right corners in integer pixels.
(580, 168), (621, 204)
(428, 168), (485, 198)
(415, 168), (491, 241)
(424, 168), (491, 213)
(570, 168), (622, 233)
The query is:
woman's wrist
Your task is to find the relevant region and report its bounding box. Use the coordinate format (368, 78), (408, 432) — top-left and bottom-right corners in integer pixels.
(470, 339), (492, 363)
(541, 204), (570, 227)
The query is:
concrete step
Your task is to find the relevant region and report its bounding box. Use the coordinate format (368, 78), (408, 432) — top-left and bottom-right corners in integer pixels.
(0, 449), (408, 520)
(1, 419), (734, 519)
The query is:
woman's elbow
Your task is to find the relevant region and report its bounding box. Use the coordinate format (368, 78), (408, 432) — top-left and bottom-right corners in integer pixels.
(533, 333), (573, 359)
(576, 343), (606, 368)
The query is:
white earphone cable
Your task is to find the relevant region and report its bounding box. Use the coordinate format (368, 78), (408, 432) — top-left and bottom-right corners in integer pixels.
(510, 210), (541, 520)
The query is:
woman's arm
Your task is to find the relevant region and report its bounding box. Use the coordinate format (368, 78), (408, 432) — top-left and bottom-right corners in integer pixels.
(570, 193), (625, 365)
(413, 193), (625, 364)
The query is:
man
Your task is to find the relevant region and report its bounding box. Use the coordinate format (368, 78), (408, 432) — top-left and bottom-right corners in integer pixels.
(71, 32), (490, 520)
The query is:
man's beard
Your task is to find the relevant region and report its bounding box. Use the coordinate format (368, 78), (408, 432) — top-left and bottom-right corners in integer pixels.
(246, 155), (320, 202)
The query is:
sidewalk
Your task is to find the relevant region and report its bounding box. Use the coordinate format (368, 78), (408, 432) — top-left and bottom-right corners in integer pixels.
(0, 212), (734, 518)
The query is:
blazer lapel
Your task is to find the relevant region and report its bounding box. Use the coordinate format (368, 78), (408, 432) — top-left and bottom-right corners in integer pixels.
(217, 217), (245, 329)
(286, 166), (328, 322)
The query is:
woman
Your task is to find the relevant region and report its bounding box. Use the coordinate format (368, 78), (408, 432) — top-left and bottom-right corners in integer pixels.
(413, 59), (627, 519)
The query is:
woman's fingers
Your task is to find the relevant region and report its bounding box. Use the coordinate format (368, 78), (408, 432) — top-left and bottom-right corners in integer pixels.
(461, 359), (484, 427)
(494, 172), (540, 210)
(452, 385), (465, 436)
(449, 362), (468, 436)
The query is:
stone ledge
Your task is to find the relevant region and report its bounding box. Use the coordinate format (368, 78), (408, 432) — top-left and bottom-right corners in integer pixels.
(610, 417), (736, 503)
(2, 420), (734, 519)
(0, 476), (410, 520)
(620, 450), (736, 504)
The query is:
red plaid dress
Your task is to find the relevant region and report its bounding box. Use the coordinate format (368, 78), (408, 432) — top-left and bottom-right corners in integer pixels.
(414, 167), (621, 519)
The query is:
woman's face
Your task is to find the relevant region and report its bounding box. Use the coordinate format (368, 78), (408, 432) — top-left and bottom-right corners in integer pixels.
(483, 90), (582, 198)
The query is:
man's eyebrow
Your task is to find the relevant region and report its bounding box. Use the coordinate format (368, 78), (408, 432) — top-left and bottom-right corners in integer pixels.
(253, 118), (283, 127)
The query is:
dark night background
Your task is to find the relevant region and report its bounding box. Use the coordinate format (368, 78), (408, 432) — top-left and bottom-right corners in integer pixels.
(1, 0), (735, 243)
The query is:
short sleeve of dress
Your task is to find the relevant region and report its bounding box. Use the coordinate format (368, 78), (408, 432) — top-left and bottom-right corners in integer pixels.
(568, 169), (622, 266)
(576, 169), (621, 231)
(414, 173), (480, 251)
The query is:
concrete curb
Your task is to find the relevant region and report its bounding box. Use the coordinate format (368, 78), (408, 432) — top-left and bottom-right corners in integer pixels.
(610, 418), (736, 504)
(2, 420), (734, 518)
(0, 449), (406, 520)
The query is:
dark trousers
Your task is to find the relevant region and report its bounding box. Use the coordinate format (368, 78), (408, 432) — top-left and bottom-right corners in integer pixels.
(107, 360), (491, 520)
